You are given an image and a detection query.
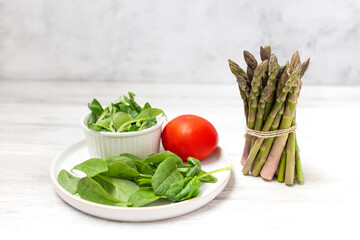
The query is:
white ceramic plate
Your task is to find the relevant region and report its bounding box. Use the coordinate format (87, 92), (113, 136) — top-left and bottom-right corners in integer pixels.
(50, 140), (232, 221)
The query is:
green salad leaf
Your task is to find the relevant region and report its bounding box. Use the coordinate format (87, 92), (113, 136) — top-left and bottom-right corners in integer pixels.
(151, 157), (184, 195)
(165, 176), (201, 202)
(93, 175), (139, 202)
(57, 170), (80, 194)
(72, 158), (108, 177)
(77, 177), (131, 206)
(88, 99), (103, 116)
(128, 187), (161, 207)
(186, 157), (202, 177)
(143, 151), (183, 166)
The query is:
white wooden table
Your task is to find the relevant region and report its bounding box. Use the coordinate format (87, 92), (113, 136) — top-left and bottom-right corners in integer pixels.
(1, 80), (359, 239)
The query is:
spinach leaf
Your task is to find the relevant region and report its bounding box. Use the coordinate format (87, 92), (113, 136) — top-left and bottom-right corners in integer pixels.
(57, 169), (80, 194)
(102, 159), (140, 180)
(186, 157), (201, 177)
(143, 151), (183, 166)
(133, 108), (163, 122)
(77, 177), (130, 206)
(88, 98), (103, 116)
(166, 176), (201, 202)
(104, 156), (137, 168)
(112, 112), (131, 131)
(87, 112), (101, 131)
(95, 118), (112, 131)
(127, 92), (143, 113)
(198, 170), (217, 183)
(128, 187), (160, 207)
(93, 175), (139, 202)
(72, 158), (108, 177)
(151, 157), (184, 195)
(88, 113), (98, 124)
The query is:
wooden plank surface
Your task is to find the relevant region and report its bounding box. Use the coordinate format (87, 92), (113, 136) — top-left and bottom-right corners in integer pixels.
(0, 80), (359, 239)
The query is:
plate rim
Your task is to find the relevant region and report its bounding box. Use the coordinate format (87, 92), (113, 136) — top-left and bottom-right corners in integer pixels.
(50, 139), (232, 212)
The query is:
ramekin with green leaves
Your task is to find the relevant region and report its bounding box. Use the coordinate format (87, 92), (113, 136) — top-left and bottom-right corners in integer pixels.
(81, 92), (166, 159)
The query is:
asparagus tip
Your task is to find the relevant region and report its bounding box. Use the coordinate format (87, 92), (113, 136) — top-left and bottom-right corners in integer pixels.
(300, 58), (310, 77)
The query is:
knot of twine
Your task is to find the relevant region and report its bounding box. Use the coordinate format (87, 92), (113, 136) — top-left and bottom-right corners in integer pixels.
(245, 125), (297, 138)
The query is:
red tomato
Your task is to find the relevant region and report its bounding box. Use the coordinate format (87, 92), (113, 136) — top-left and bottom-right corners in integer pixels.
(161, 114), (218, 161)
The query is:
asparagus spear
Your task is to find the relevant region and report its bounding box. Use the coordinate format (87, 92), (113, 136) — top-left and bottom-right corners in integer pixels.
(228, 60), (250, 120)
(244, 50), (258, 69)
(244, 50), (258, 82)
(300, 58), (310, 78)
(241, 135), (251, 166)
(228, 59), (252, 165)
(295, 137), (303, 184)
(285, 118), (296, 185)
(243, 60), (268, 164)
(263, 54), (280, 122)
(239, 88), (249, 120)
(236, 75), (250, 100)
(274, 64), (286, 99)
(284, 75), (304, 185)
(276, 62), (290, 99)
(289, 73), (306, 184)
(242, 66), (301, 175)
(247, 60), (269, 130)
(277, 149), (287, 182)
(253, 85), (271, 138)
(292, 76), (306, 184)
(264, 46), (271, 55)
(290, 51), (301, 73)
(260, 45), (271, 61)
(291, 61), (309, 184)
(228, 59), (248, 80)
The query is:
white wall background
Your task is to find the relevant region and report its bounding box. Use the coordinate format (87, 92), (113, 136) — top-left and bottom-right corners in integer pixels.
(0, 0), (359, 84)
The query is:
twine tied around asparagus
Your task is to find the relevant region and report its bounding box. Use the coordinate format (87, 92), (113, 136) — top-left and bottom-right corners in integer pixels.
(245, 125), (297, 138)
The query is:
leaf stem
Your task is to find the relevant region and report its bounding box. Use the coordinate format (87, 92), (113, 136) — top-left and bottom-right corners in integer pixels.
(198, 166), (233, 179)
(139, 174), (153, 178)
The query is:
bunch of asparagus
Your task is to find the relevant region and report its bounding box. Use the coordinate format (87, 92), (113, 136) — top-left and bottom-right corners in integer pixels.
(228, 46), (309, 185)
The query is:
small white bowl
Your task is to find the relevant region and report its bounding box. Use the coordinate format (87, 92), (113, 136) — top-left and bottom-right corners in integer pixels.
(81, 113), (165, 159)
